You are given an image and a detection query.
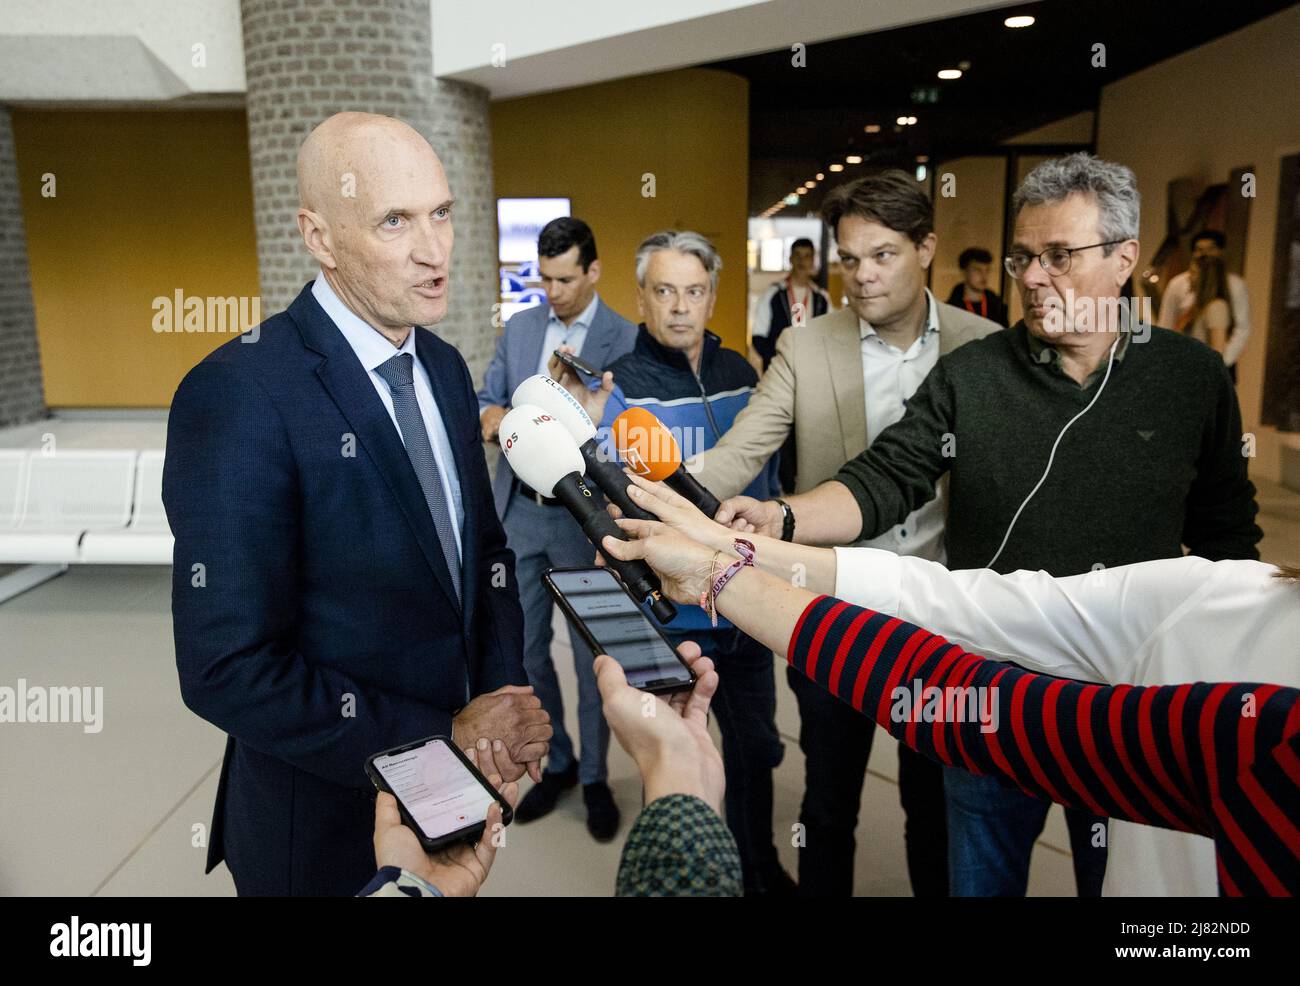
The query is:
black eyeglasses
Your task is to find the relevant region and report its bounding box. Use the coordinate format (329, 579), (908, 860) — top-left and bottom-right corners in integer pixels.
(1004, 240), (1126, 279)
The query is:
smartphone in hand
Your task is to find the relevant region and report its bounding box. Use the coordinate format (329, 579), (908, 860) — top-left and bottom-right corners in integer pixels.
(544, 566), (696, 694)
(365, 735), (513, 852)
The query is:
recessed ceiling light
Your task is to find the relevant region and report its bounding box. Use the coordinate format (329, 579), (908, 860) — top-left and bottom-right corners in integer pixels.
(896, 115), (909, 125)
(796, 187), (807, 195)
(864, 124), (881, 134)
(938, 68), (962, 80)
(829, 163), (844, 172)
(907, 116), (917, 125)
(816, 172), (825, 180)
(846, 154), (862, 164)
(804, 181), (815, 189)
(1004, 15), (1035, 28)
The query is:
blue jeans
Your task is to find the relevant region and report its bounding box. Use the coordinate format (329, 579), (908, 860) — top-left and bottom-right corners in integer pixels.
(507, 493), (609, 785)
(665, 626), (784, 892)
(944, 765), (1107, 896)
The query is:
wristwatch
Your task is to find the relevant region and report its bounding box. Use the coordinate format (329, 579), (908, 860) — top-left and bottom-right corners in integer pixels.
(774, 498), (795, 542)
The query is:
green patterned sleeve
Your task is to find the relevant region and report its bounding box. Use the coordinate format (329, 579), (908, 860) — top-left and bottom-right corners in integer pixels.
(615, 794), (742, 897)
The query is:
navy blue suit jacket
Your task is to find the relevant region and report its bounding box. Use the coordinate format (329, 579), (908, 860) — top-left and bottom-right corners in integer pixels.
(163, 283), (526, 895)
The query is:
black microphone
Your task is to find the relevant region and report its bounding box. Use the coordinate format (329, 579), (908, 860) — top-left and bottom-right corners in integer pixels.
(511, 375), (655, 522)
(612, 407), (723, 519)
(500, 404), (677, 624)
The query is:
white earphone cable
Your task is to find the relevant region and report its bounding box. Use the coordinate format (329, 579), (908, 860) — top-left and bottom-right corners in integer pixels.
(984, 333), (1121, 570)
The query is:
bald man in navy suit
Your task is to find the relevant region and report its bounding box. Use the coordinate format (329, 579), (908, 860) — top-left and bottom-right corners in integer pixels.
(164, 112), (550, 896)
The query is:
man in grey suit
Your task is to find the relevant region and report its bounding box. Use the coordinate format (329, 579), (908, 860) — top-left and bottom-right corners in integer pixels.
(477, 217), (638, 839)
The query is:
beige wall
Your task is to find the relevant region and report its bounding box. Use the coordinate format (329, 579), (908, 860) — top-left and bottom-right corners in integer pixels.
(931, 155), (1007, 307)
(1097, 5), (1300, 482)
(491, 68), (750, 356)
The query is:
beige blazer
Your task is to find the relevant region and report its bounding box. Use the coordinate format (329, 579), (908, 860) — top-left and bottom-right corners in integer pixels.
(692, 300), (1002, 499)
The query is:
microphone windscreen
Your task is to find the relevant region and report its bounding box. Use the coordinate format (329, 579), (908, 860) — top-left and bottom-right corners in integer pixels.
(498, 404), (585, 496)
(612, 406), (681, 482)
(510, 375), (596, 443)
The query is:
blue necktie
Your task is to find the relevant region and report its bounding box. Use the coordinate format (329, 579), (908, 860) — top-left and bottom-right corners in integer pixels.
(374, 352), (462, 603)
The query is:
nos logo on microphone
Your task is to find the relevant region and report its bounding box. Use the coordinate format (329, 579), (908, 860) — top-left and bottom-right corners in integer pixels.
(502, 413), (556, 452)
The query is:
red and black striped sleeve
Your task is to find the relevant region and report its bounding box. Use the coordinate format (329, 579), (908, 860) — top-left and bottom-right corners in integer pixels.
(787, 595), (1300, 896)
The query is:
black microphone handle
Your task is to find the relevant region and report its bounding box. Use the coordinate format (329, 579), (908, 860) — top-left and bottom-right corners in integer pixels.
(551, 473), (678, 624)
(579, 441), (656, 522)
(664, 467), (723, 520)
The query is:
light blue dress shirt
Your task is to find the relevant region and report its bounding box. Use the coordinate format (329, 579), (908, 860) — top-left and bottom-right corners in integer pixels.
(312, 272), (465, 559)
(534, 293), (600, 377)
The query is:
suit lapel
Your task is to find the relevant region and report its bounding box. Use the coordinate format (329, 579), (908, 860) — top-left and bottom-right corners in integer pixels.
(518, 305), (548, 383)
(416, 330), (475, 622)
(578, 301), (617, 367)
(822, 308), (868, 462)
(937, 303), (973, 356)
(292, 290), (462, 616)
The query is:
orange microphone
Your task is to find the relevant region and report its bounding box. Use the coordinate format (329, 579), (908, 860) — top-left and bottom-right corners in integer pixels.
(612, 407), (723, 519)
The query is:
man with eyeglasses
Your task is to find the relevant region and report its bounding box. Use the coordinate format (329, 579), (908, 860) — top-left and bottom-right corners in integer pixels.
(551, 229), (794, 895)
(715, 153), (1262, 897)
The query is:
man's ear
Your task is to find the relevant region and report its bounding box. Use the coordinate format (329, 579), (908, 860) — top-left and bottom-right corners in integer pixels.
(1114, 239), (1139, 289)
(635, 287), (646, 320)
(916, 232), (938, 270)
(298, 209), (337, 270)
(587, 258), (602, 284)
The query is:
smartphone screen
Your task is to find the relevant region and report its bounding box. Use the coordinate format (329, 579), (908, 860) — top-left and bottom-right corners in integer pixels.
(371, 739), (497, 842)
(548, 568), (694, 690)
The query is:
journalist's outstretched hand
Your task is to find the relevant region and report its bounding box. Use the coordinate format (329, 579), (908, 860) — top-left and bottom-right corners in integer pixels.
(615, 472), (839, 596)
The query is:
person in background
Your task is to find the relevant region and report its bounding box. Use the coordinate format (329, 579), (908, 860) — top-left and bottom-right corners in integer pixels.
(715, 152), (1263, 898)
(1175, 254), (1235, 358)
(1159, 229), (1252, 379)
(552, 229), (794, 895)
(693, 172), (999, 898)
(946, 247), (1009, 327)
(364, 642), (744, 897)
(476, 217), (638, 841)
(749, 237), (832, 492)
(749, 237), (831, 373)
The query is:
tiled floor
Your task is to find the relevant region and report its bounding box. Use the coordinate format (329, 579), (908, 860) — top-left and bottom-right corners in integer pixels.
(1, 413), (1297, 896)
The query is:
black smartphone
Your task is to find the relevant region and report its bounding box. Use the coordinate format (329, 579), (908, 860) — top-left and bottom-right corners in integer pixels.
(553, 349), (602, 378)
(365, 735), (513, 853)
(544, 566), (697, 694)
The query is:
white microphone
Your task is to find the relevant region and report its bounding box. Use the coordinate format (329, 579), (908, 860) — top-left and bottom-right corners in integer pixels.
(510, 375), (653, 522)
(499, 405), (676, 623)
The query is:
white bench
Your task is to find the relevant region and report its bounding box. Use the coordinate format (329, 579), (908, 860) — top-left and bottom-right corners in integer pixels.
(0, 449), (174, 603)
(81, 450), (174, 564)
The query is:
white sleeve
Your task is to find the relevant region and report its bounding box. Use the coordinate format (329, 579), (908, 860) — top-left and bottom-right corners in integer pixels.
(832, 547), (1224, 683)
(751, 286), (776, 339)
(1223, 274), (1251, 367)
(1158, 273), (1188, 328)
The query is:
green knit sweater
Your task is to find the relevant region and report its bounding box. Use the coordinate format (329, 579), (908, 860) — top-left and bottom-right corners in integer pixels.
(834, 323), (1261, 576)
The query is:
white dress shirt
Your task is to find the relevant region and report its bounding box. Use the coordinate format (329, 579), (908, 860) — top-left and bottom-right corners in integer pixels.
(312, 272), (464, 558)
(855, 289), (945, 562)
(1158, 269), (1251, 366)
(831, 546), (1300, 896)
(535, 293), (599, 377)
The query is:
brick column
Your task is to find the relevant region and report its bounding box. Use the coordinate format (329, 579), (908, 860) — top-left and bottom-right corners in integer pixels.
(240, 0), (498, 381)
(0, 106), (46, 428)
